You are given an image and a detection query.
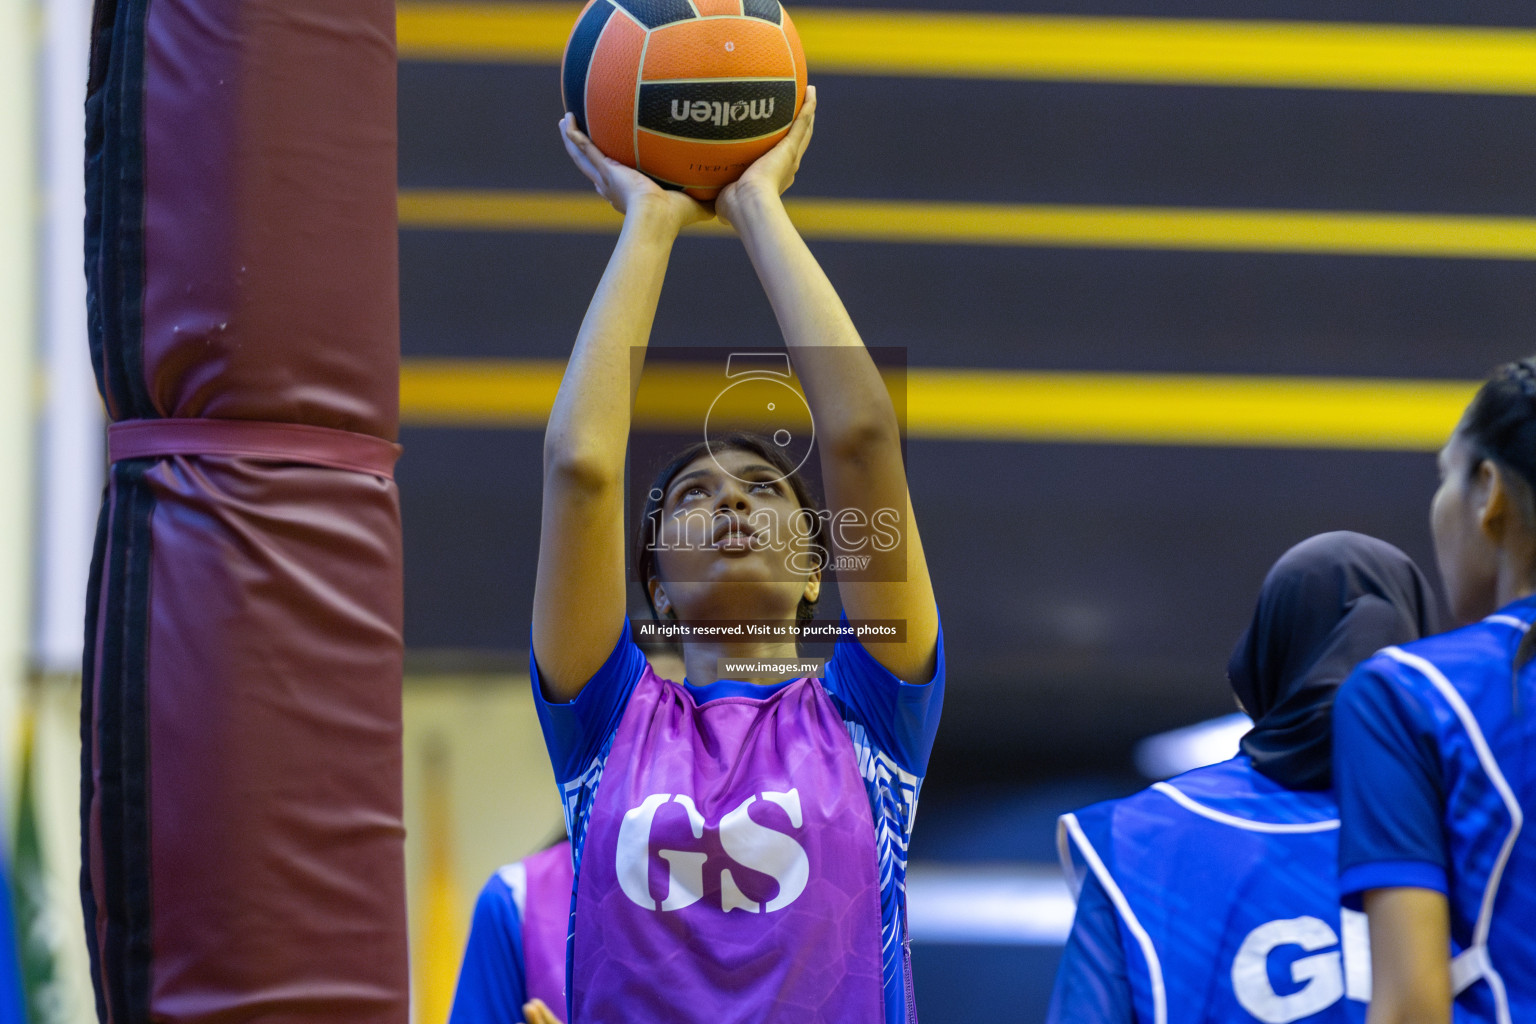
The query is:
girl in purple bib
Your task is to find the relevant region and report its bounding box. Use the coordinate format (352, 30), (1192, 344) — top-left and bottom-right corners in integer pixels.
(451, 839), (574, 1023)
(534, 88), (944, 1024)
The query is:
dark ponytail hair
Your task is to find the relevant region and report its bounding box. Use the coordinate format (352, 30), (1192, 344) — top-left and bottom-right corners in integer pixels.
(1461, 358), (1536, 498)
(634, 432), (825, 625)
(1460, 356), (1536, 699)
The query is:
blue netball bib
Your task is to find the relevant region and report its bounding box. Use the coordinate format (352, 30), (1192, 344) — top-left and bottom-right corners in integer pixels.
(1058, 757), (1369, 1024)
(1338, 603), (1536, 1024)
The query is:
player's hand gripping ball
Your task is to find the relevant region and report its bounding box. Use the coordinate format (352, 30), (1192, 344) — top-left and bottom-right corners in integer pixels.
(562, 0), (808, 200)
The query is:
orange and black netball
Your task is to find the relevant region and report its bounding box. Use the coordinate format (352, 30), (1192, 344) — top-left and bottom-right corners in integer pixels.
(562, 0), (807, 199)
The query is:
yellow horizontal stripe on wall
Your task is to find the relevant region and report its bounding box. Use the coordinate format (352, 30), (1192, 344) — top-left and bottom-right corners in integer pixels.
(397, 2), (577, 62)
(396, 2), (1536, 95)
(905, 369), (1470, 448)
(400, 359), (1475, 450)
(398, 190), (1536, 260)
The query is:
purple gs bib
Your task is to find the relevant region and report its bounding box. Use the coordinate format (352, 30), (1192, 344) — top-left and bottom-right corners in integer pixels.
(521, 842), (575, 1014)
(572, 667), (886, 1023)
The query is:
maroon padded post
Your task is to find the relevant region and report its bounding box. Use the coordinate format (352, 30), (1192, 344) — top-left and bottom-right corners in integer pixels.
(81, 0), (408, 1020)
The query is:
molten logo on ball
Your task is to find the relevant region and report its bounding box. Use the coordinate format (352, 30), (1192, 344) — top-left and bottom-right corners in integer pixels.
(640, 81), (797, 141)
(670, 97), (777, 127)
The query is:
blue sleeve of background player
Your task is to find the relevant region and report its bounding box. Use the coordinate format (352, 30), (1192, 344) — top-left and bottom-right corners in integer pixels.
(531, 618), (649, 785)
(449, 873), (528, 1024)
(1333, 660), (1449, 908)
(1046, 871), (1135, 1024)
(822, 611), (946, 776)
(0, 852), (26, 1024)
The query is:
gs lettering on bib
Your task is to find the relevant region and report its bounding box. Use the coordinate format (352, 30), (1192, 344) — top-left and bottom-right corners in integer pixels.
(1230, 911), (1370, 1023)
(572, 667), (885, 1024)
(615, 789), (810, 914)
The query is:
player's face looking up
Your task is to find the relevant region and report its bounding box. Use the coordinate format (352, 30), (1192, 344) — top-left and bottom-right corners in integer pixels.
(642, 442), (824, 625)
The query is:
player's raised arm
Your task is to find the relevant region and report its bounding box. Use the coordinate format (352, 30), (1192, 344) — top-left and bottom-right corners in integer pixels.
(715, 87), (940, 684)
(532, 117), (711, 700)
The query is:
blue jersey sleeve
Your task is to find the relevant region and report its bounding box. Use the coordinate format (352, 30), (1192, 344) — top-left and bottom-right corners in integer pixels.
(821, 612), (946, 776)
(449, 873), (528, 1024)
(1046, 871), (1135, 1024)
(1333, 660), (1449, 908)
(532, 619), (649, 785)
(0, 853), (25, 1024)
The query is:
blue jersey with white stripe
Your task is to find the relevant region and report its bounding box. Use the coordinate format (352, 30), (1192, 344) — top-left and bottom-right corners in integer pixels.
(533, 616), (945, 1024)
(1335, 598), (1536, 1024)
(1052, 756), (1369, 1024)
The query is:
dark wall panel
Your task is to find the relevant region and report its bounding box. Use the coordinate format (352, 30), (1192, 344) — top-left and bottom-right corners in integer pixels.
(403, 230), (1533, 378)
(403, 66), (1536, 216)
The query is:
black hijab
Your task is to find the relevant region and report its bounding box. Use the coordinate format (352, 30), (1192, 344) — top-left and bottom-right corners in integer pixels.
(1227, 531), (1441, 791)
